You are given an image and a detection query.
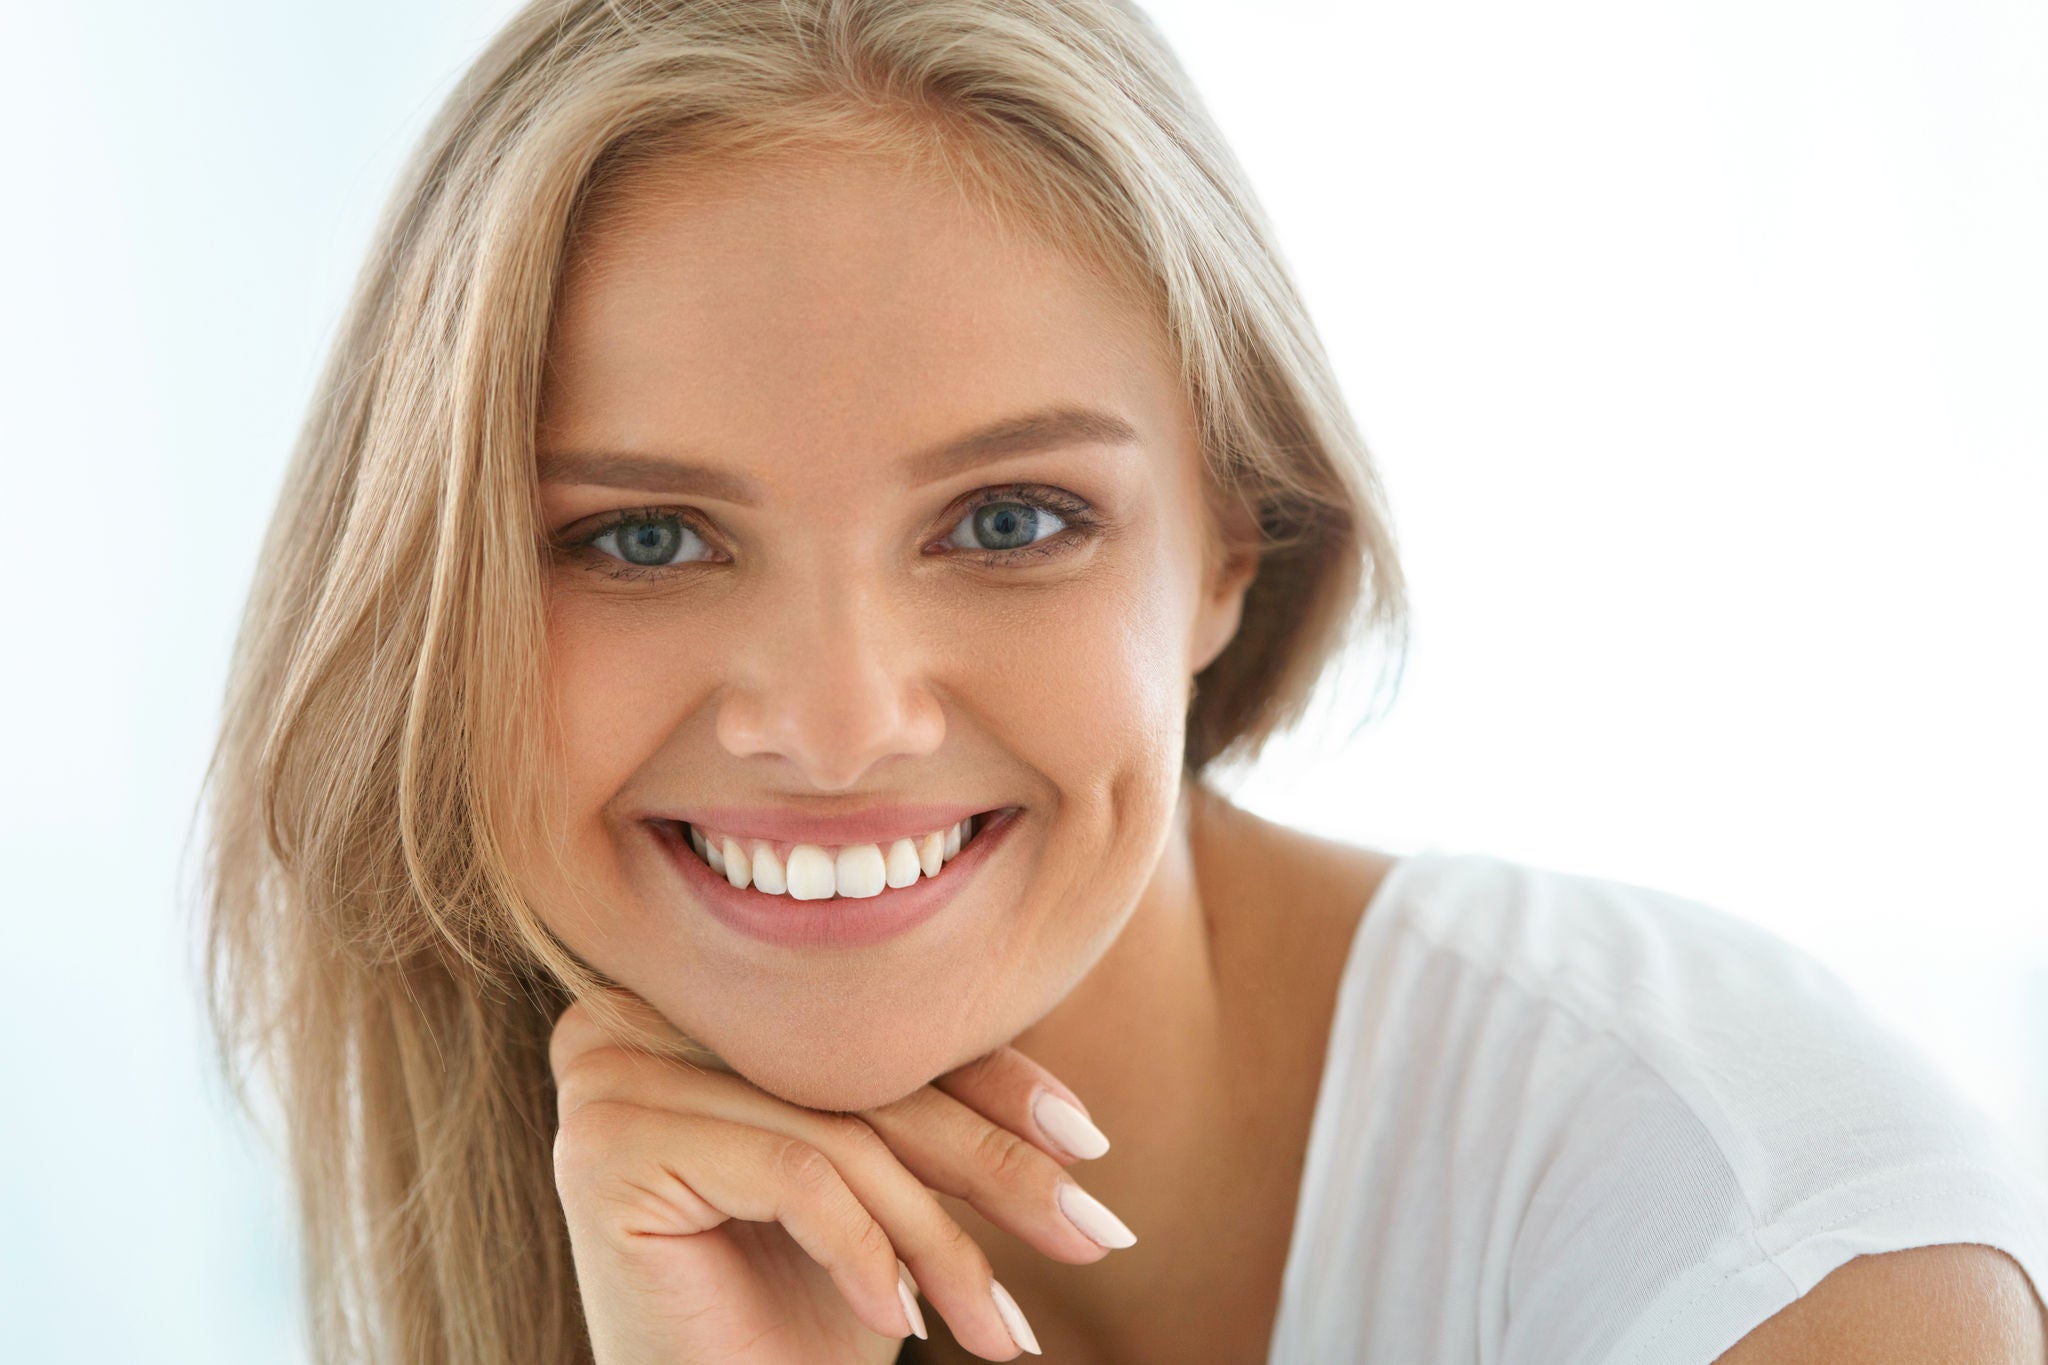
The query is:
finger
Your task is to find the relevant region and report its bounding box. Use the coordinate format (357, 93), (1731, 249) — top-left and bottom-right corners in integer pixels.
(549, 1053), (1040, 1359)
(550, 988), (732, 1085)
(860, 1083), (1135, 1262)
(549, 995), (606, 1085)
(552, 1028), (751, 1124)
(552, 1099), (918, 1344)
(799, 1109), (1050, 1361)
(931, 1046), (1111, 1164)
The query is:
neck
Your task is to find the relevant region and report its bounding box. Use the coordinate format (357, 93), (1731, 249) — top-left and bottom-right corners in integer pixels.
(964, 778), (1292, 1360)
(1010, 773), (1234, 1158)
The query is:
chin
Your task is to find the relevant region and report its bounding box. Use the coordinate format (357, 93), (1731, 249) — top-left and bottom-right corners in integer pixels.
(735, 1056), (933, 1115)
(682, 1018), (946, 1113)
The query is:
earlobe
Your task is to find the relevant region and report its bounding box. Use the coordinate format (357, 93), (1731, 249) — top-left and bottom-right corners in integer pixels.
(1189, 589), (1247, 677)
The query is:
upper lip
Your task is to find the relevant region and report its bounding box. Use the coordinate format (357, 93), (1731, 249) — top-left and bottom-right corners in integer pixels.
(649, 803), (1010, 848)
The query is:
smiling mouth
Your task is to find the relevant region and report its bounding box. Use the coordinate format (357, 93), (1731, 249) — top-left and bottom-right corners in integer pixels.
(666, 808), (1013, 900)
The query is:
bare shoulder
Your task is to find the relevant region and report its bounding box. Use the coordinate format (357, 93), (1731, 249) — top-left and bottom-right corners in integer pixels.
(1713, 1243), (2047, 1364)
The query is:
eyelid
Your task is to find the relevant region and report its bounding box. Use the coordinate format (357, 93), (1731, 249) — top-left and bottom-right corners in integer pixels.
(953, 483), (1095, 526)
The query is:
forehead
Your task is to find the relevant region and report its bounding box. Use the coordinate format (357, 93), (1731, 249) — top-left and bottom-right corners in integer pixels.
(538, 142), (1182, 478)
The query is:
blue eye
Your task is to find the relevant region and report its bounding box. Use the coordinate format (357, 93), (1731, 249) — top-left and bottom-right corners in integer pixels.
(557, 484), (1098, 583)
(587, 513), (715, 568)
(943, 499), (1070, 553)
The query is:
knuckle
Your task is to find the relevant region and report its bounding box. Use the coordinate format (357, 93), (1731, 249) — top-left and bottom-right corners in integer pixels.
(577, 1045), (644, 1091)
(771, 1137), (839, 1197)
(548, 999), (597, 1068)
(550, 1045), (638, 1119)
(970, 1124), (1038, 1187)
(849, 1206), (895, 1263)
(949, 1049), (1006, 1090)
(551, 1098), (634, 1192)
(552, 1071), (590, 1120)
(928, 1211), (973, 1256)
(856, 1087), (936, 1146)
(926, 1213), (993, 1279)
(816, 1111), (889, 1161)
(552, 997), (592, 1034)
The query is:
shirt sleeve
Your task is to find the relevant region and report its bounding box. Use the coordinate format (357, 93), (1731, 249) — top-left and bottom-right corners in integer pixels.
(1496, 965), (2048, 1365)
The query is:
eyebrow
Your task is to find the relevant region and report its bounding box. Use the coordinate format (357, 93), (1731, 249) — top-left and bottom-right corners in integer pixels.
(537, 404), (1141, 505)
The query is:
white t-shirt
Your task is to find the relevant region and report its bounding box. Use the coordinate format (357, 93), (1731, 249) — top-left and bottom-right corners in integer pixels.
(1264, 849), (2048, 1363)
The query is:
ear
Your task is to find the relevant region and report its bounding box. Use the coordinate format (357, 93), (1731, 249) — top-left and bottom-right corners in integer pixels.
(1187, 491), (1262, 676)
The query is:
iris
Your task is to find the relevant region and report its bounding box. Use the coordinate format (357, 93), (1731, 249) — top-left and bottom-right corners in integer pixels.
(617, 517), (683, 565)
(972, 503), (1038, 550)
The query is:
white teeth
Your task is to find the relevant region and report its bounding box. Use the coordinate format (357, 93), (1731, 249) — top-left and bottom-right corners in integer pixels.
(682, 812), (1002, 901)
(721, 837), (751, 890)
(835, 844), (888, 899)
(885, 838), (922, 888)
(785, 844), (835, 900)
(749, 840), (786, 895)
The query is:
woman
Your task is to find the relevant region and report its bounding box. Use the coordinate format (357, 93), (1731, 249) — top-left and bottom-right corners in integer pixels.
(200, 0), (2048, 1360)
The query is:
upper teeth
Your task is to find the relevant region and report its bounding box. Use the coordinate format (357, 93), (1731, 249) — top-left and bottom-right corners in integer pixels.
(685, 816), (980, 900)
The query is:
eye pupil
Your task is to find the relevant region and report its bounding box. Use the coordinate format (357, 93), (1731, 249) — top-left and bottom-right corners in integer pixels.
(973, 503), (1038, 550)
(619, 518), (682, 565)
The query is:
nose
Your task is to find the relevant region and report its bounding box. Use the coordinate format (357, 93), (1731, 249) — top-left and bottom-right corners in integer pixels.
(713, 568), (947, 790)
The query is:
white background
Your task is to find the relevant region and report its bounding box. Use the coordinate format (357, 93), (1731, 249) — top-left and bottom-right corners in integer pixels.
(3, 0), (2042, 1359)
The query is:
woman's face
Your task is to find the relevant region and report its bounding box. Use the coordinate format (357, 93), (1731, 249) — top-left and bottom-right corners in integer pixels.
(527, 142), (1255, 1112)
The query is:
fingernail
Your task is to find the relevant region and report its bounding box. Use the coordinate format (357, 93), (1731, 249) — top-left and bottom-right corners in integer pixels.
(1055, 1180), (1138, 1249)
(896, 1260), (927, 1340)
(989, 1278), (1041, 1355)
(1032, 1088), (1110, 1160)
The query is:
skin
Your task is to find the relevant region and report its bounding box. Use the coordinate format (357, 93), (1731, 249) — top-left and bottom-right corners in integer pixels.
(524, 135), (1400, 1360)
(519, 136), (2048, 1362)
(1710, 1244), (2046, 1364)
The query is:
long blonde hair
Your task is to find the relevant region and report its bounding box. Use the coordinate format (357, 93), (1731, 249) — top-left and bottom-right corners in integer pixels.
(199, 0), (1408, 1358)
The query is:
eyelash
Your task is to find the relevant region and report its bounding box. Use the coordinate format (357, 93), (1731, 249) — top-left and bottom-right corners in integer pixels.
(552, 484), (1101, 583)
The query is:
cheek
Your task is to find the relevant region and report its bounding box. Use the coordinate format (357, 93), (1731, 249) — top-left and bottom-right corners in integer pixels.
(541, 597), (712, 839)
(538, 540), (1195, 838)
(957, 544), (1194, 887)
(522, 595), (734, 972)
(980, 578), (1184, 774)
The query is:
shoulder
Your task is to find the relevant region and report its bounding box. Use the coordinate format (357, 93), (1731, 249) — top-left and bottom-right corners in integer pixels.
(1322, 849), (2048, 1362)
(1366, 850), (1989, 1135)
(1712, 1242), (2046, 1362)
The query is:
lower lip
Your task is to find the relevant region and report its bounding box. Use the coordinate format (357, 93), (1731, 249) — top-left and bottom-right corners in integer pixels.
(652, 808), (1023, 949)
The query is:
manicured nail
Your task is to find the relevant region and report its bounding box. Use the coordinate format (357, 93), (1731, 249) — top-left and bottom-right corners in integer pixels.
(1055, 1180), (1137, 1249)
(989, 1278), (1041, 1355)
(896, 1260), (926, 1340)
(1032, 1088), (1110, 1159)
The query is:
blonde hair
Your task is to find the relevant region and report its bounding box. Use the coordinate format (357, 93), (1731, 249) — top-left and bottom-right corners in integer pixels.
(199, 0), (1408, 1359)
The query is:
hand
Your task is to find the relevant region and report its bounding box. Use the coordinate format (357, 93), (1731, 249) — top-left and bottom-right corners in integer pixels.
(548, 988), (1125, 1363)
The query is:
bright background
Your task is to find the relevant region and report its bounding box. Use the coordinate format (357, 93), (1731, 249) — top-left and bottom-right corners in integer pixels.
(3, 0), (2042, 1359)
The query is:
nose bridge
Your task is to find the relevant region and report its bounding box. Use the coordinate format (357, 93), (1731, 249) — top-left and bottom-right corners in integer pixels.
(717, 554), (943, 787)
